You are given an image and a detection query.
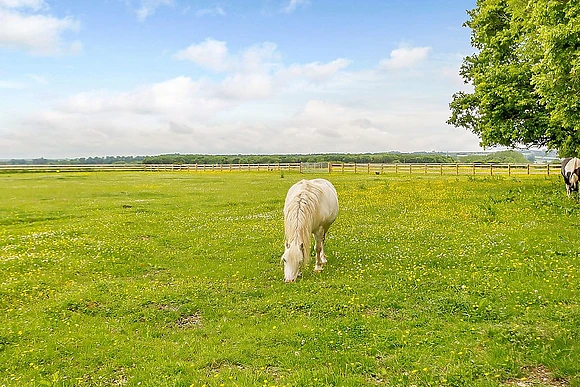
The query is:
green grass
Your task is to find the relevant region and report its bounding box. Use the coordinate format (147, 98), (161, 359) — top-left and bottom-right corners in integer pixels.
(0, 171), (578, 386)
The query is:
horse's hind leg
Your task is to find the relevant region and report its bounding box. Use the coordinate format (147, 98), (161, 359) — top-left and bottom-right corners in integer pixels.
(314, 228), (327, 272)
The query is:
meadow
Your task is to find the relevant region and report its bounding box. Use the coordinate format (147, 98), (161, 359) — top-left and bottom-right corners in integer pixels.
(0, 171), (578, 386)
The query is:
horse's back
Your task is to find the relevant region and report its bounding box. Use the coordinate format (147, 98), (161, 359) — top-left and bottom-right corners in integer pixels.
(562, 157), (580, 180)
(563, 157), (580, 171)
(310, 178), (338, 221)
(284, 178), (338, 226)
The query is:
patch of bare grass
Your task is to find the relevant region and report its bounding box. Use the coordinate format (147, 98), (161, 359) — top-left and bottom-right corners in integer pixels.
(505, 365), (569, 387)
(175, 312), (202, 329)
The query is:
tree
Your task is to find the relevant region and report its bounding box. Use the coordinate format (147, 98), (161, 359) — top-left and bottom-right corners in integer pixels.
(529, 0), (580, 155)
(448, 0), (580, 156)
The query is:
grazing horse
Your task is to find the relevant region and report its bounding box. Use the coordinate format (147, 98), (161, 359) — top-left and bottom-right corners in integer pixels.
(281, 178), (339, 282)
(561, 157), (580, 196)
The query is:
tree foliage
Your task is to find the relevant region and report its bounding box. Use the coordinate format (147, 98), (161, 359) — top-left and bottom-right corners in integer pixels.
(449, 0), (580, 156)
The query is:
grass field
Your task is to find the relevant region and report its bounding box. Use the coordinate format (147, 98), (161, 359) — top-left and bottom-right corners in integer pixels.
(0, 171), (578, 386)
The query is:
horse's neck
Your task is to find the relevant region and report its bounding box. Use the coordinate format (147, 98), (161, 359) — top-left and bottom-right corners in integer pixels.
(286, 205), (312, 251)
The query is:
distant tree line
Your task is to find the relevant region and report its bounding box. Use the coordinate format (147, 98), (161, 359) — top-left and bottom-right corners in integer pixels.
(141, 153), (458, 165)
(3, 156), (146, 165)
(457, 150), (530, 164)
(2, 151), (549, 165)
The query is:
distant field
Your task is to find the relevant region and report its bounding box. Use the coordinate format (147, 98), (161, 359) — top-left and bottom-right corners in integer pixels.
(0, 171), (578, 386)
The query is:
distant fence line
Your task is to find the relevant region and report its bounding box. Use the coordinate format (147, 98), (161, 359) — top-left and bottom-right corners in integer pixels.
(0, 162), (561, 176)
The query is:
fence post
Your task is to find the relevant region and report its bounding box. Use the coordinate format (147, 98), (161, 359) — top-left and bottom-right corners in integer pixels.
(456, 163), (459, 175)
(547, 164), (550, 176)
(508, 164), (511, 176)
(300, 163), (303, 174)
(328, 163), (332, 174)
(342, 163), (345, 173)
(440, 164), (443, 175)
(354, 163), (357, 174)
(425, 163), (427, 174)
(473, 163), (475, 175)
(395, 164), (398, 174)
(409, 164), (412, 175)
(367, 163), (370, 174)
(527, 164), (530, 175)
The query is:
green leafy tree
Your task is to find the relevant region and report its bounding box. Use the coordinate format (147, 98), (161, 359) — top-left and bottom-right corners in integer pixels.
(448, 0), (580, 156)
(529, 0), (580, 155)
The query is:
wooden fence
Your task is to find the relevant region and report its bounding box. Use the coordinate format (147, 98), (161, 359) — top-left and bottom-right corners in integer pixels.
(329, 163), (559, 176)
(0, 162), (561, 176)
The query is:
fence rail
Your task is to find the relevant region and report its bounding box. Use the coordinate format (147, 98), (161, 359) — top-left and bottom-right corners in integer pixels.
(0, 162), (560, 176)
(329, 162), (559, 176)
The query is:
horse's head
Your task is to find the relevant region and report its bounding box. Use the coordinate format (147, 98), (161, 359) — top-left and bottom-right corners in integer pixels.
(281, 241), (305, 283)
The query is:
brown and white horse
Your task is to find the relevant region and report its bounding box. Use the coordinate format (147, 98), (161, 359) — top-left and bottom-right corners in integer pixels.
(281, 178), (339, 282)
(561, 157), (580, 197)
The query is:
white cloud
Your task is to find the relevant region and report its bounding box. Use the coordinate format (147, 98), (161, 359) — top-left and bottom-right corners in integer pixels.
(275, 98), (479, 154)
(441, 65), (472, 91)
(136, 0), (173, 21)
(173, 40), (351, 101)
(282, 0), (310, 14)
(0, 74), (48, 89)
(280, 58), (351, 82)
(175, 39), (282, 75)
(219, 73), (273, 100)
(239, 42), (280, 73)
(168, 121), (195, 134)
(59, 76), (230, 120)
(174, 38), (230, 72)
(174, 39), (284, 76)
(0, 7), (80, 55)
(379, 46), (431, 70)
(26, 74), (48, 85)
(196, 5), (225, 17)
(0, 37), (482, 158)
(0, 0), (46, 10)
(0, 79), (25, 89)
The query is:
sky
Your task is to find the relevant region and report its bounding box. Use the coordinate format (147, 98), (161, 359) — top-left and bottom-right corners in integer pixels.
(0, 0), (480, 159)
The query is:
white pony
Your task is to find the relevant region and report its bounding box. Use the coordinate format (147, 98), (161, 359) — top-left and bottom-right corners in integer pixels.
(281, 178), (339, 282)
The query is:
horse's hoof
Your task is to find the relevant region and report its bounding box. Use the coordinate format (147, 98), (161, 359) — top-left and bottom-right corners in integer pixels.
(314, 266), (324, 273)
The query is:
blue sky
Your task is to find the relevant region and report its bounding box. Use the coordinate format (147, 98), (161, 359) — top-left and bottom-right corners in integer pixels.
(0, 0), (479, 159)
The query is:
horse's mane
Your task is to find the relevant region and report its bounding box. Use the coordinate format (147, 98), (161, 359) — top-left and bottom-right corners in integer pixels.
(284, 181), (326, 264)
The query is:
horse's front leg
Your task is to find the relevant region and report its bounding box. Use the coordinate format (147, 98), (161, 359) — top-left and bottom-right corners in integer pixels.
(314, 228), (327, 272)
